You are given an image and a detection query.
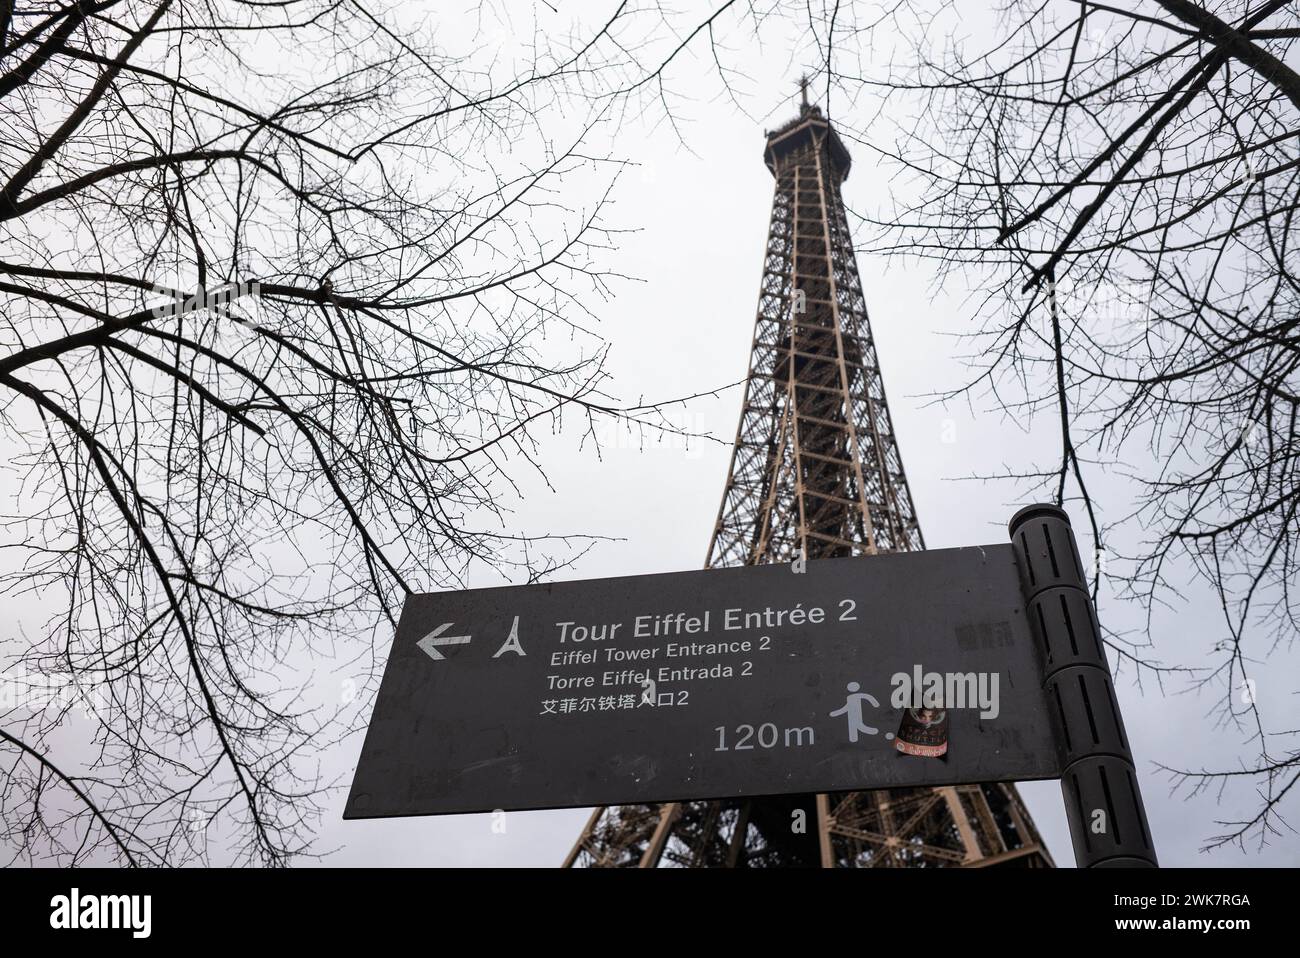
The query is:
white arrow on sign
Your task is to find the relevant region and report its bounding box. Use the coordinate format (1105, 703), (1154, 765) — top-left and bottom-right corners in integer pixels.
(416, 623), (472, 661)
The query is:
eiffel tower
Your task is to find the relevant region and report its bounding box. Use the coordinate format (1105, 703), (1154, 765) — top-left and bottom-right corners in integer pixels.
(564, 83), (1051, 868)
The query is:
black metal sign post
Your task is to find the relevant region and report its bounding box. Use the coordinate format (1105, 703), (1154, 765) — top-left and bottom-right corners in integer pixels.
(1009, 504), (1158, 868)
(345, 503), (1157, 867)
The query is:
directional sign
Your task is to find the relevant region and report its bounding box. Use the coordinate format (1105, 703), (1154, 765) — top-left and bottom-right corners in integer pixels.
(344, 545), (1062, 819)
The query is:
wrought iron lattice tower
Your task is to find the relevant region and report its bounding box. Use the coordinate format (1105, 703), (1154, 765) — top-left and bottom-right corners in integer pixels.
(564, 96), (1051, 868)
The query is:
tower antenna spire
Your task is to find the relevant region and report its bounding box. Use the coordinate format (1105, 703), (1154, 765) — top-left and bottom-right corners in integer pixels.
(797, 72), (811, 110)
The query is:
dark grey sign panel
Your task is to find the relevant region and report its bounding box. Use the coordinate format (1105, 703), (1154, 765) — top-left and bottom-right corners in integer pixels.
(345, 545), (1061, 819)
